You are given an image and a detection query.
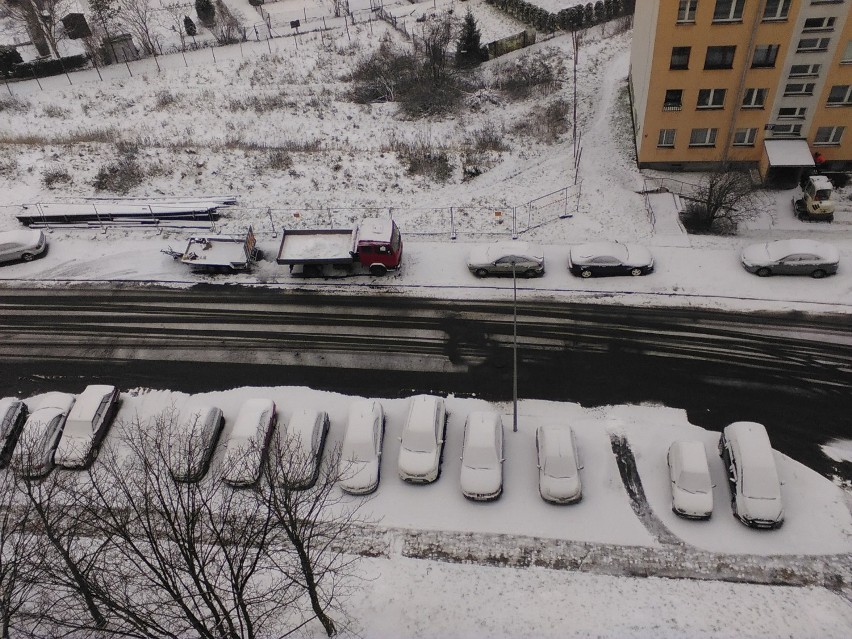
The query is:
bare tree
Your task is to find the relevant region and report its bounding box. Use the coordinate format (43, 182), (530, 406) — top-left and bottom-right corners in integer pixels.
(680, 165), (766, 234)
(212, 0), (241, 45)
(117, 0), (159, 55)
(160, 2), (190, 51)
(3, 0), (75, 58)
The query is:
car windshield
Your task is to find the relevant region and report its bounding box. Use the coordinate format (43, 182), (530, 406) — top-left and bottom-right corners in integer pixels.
(544, 456), (576, 479)
(465, 446), (495, 469)
(403, 429), (434, 453)
(346, 441), (374, 462)
(677, 470), (709, 493)
(743, 469), (779, 499)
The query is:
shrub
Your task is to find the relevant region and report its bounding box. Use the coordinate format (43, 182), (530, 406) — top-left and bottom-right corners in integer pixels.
(0, 46), (23, 77)
(498, 54), (556, 100)
(464, 123), (508, 152)
(42, 168), (73, 188)
(195, 0), (215, 27)
(12, 54), (88, 79)
(154, 90), (179, 110)
(392, 137), (453, 182)
(42, 104), (70, 118)
(184, 16), (198, 37)
(263, 149), (293, 171)
(93, 154), (146, 193)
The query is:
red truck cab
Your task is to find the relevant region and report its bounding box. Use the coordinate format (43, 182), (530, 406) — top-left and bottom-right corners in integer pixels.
(354, 219), (403, 274)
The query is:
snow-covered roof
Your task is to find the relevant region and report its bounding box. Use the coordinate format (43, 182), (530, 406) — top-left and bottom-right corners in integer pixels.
(765, 239), (839, 261)
(357, 218), (394, 243)
(0, 230), (42, 245)
(67, 385), (114, 422)
(764, 139), (815, 167)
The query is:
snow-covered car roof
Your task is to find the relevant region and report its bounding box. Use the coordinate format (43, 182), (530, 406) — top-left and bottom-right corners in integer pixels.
(67, 385), (116, 423)
(357, 218), (395, 243)
(570, 241), (629, 262)
(230, 398), (275, 441)
(465, 412), (500, 448)
(0, 230), (42, 246)
(764, 239), (839, 262)
(468, 241), (543, 264)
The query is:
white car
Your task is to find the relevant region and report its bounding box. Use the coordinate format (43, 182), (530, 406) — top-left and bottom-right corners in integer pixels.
(0, 230), (47, 265)
(0, 397), (27, 467)
(398, 395), (446, 484)
(568, 241), (654, 278)
(741, 239), (839, 278)
(667, 440), (713, 520)
(467, 241), (545, 278)
(338, 400), (385, 495)
(221, 399), (277, 488)
(536, 425), (582, 504)
(279, 409), (330, 489)
(54, 385), (120, 469)
(460, 411), (503, 501)
(13, 392), (75, 478)
(169, 404), (225, 483)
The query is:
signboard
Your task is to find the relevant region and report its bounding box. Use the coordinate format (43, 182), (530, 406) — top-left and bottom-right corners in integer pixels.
(290, 20), (301, 29)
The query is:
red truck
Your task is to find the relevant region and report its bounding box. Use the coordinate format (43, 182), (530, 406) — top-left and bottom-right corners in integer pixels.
(275, 218), (403, 277)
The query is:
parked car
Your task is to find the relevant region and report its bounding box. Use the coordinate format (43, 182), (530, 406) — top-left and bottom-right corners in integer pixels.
(536, 425), (582, 504)
(0, 230), (47, 265)
(278, 408), (330, 489)
(398, 395), (446, 484)
(719, 422), (784, 529)
(741, 239), (839, 278)
(568, 241), (654, 278)
(169, 404), (225, 483)
(54, 385), (120, 469)
(467, 241), (545, 278)
(667, 440), (713, 520)
(221, 399), (277, 488)
(338, 400), (385, 495)
(460, 411), (503, 501)
(12, 392), (75, 478)
(0, 397), (27, 467)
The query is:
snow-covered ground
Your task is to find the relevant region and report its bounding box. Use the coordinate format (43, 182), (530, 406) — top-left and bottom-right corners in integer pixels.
(2, 18), (852, 638)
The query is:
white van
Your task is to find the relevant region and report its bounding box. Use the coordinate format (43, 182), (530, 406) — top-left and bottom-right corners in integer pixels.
(719, 422), (784, 529)
(397, 395), (446, 484)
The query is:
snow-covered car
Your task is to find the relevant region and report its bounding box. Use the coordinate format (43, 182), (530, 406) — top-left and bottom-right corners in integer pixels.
(667, 440), (713, 520)
(568, 241), (654, 278)
(169, 404), (225, 483)
(0, 397), (27, 467)
(460, 411), (503, 501)
(221, 399), (277, 488)
(12, 392), (75, 478)
(719, 422), (784, 529)
(279, 408), (330, 489)
(54, 385), (120, 469)
(338, 400), (385, 495)
(536, 425), (583, 504)
(398, 395), (446, 484)
(467, 241), (545, 278)
(0, 230), (47, 265)
(741, 239), (839, 278)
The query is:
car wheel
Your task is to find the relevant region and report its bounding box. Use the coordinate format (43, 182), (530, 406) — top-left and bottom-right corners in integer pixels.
(21, 253), (35, 262)
(523, 269), (538, 278)
(629, 267), (643, 277)
(580, 269), (593, 278)
(756, 267), (772, 277)
(475, 268), (489, 278)
(369, 264), (388, 276)
(811, 269), (827, 279)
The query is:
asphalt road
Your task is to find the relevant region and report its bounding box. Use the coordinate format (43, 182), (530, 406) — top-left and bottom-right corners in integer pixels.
(0, 285), (850, 481)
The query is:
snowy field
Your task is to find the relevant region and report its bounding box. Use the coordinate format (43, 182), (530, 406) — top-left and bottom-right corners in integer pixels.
(2, 16), (852, 638)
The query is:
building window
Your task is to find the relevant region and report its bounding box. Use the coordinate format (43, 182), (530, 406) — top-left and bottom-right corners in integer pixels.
(713, 0), (744, 22)
(705, 46), (736, 69)
(752, 45), (780, 68)
(784, 82), (816, 95)
(658, 129), (677, 147)
(771, 124), (803, 137)
(842, 40), (852, 63)
(677, 0), (698, 22)
(689, 128), (718, 146)
(802, 17), (836, 31)
(778, 106), (807, 119)
(733, 128), (757, 146)
(697, 88), (726, 109)
(663, 89), (684, 110)
(797, 38), (830, 52)
(814, 126), (845, 145)
(762, 0), (791, 20)
(827, 85), (852, 105)
(789, 63), (821, 77)
(670, 47), (691, 69)
(742, 88), (768, 108)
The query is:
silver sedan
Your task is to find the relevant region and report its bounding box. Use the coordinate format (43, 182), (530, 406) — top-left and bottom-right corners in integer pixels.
(741, 239), (839, 278)
(467, 242), (545, 278)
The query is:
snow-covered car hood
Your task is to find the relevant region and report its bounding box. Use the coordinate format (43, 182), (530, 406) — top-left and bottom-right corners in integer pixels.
(624, 244), (654, 268)
(222, 445), (263, 486)
(741, 243), (771, 266)
(398, 448), (439, 480)
(460, 465), (501, 499)
(741, 495), (784, 524)
(54, 434), (92, 468)
(672, 486), (713, 518)
(339, 459), (379, 494)
(540, 473), (581, 503)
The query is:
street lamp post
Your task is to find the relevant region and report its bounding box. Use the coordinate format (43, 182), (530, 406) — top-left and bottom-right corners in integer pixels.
(511, 260), (518, 433)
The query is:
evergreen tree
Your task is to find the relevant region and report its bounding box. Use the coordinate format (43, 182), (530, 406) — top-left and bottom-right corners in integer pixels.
(184, 16), (197, 37)
(0, 46), (23, 77)
(583, 2), (594, 25)
(456, 9), (486, 67)
(195, 0), (216, 27)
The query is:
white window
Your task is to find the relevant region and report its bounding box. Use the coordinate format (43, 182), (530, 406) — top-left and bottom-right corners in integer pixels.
(778, 106), (807, 119)
(814, 126), (845, 145)
(742, 88), (768, 108)
(658, 129), (677, 147)
(789, 63), (821, 77)
(762, 0), (791, 20)
(827, 85), (852, 105)
(697, 88), (726, 109)
(733, 128), (757, 146)
(689, 128), (718, 146)
(843, 40), (852, 63)
(797, 38), (830, 52)
(770, 124), (803, 137)
(677, 0), (698, 22)
(784, 82), (816, 95)
(802, 17), (835, 31)
(713, 0), (744, 21)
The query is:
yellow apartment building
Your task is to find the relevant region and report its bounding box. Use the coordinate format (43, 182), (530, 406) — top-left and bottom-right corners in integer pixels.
(629, 0), (851, 185)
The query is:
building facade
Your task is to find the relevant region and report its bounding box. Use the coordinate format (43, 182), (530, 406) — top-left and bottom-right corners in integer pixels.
(629, 0), (851, 184)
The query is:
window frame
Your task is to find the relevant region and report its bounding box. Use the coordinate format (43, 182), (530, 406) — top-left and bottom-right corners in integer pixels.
(842, 40), (852, 64)
(688, 128), (718, 147)
(733, 128), (758, 146)
(789, 63), (821, 77)
(658, 129), (677, 148)
(762, 0), (791, 21)
(770, 123), (803, 137)
(827, 85), (852, 106)
(663, 89), (684, 110)
(796, 38), (831, 52)
(777, 106), (807, 119)
(705, 45), (736, 70)
(677, 0), (698, 23)
(814, 126), (845, 145)
(784, 82), (816, 96)
(752, 44), (780, 68)
(741, 87), (768, 108)
(802, 17), (836, 32)
(670, 46), (691, 70)
(713, 0), (745, 22)
(697, 88), (727, 109)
